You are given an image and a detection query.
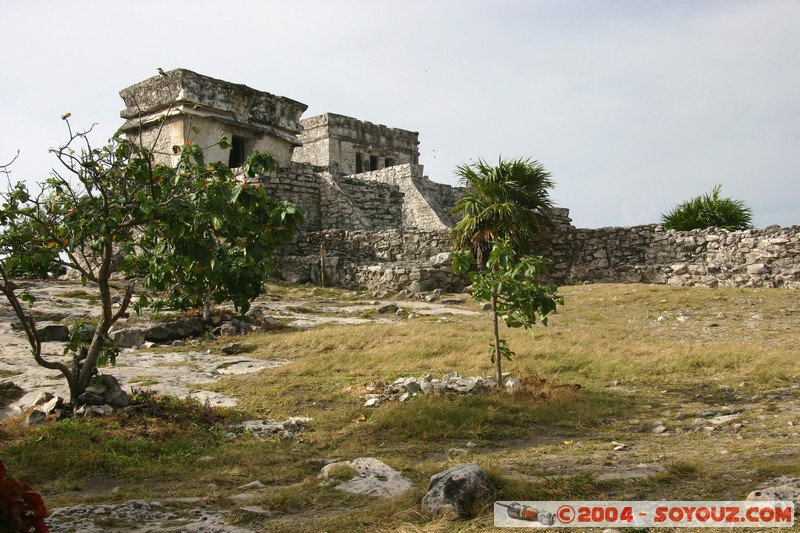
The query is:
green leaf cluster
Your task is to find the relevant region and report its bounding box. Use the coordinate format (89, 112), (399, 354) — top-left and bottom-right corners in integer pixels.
(122, 147), (304, 316)
(451, 157), (555, 262)
(453, 239), (562, 381)
(454, 240), (562, 331)
(661, 185), (753, 231)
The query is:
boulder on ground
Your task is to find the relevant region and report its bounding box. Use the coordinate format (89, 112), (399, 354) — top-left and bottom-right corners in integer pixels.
(421, 463), (496, 518)
(377, 303), (398, 314)
(109, 327), (147, 348)
(746, 477), (800, 515)
(320, 457), (412, 498)
(25, 409), (47, 425)
(37, 324), (70, 342)
(98, 374), (129, 407)
(144, 318), (205, 342)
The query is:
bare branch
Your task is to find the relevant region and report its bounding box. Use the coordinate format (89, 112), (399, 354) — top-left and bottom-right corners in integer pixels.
(1, 150), (20, 172)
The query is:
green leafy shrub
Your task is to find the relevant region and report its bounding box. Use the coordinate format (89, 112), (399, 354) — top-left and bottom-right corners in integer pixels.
(0, 119), (303, 404)
(0, 219), (65, 279)
(661, 185), (753, 231)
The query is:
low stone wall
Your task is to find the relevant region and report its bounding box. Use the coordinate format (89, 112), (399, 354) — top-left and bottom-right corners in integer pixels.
(274, 230), (463, 292)
(276, 254), (466, 293)
(276, 224), (800, 293)
(539, 224), (800, 289)
(281, 229), (452, 263)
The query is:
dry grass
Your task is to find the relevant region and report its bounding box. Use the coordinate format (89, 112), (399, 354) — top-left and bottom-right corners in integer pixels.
(1, 283), (799, 532)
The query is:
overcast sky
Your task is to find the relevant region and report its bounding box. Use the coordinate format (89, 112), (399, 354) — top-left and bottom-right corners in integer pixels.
(1, 0), (798, 228)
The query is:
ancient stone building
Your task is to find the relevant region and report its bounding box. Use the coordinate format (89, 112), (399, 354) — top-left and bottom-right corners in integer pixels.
(119, 69), (307, 168)
(120, 69), (468, 291)
(293, 113), (420, 175)
(120, 70), (800, 292)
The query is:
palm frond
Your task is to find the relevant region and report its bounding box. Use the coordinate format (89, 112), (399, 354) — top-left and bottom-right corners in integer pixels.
(451, 157), (556, 257)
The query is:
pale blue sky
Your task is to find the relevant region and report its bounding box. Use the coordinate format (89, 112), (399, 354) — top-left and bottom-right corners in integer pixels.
(1, 0), (798, 228)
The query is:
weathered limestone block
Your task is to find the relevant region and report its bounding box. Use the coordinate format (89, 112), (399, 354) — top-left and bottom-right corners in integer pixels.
(421, 464), (497, 518)
(319, 457), (412, 498)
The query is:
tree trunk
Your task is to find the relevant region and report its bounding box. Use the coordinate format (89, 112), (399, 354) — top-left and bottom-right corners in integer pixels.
(75, 275), (133, 404)
(492, 292), (503, 387)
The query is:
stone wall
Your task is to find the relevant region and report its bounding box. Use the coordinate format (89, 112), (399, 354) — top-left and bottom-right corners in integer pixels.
(274, 230), (463, 292)
(258, 164), (407, 232)
(275, 223), (800, 293)
(354, 165), (452, 230)
(418, 179), (467, 217)
(538, 224), (800, 289)
(281, 229), (452, 262)
(276, 255), (465, 294)
(334, 176), (403, 230)
(259, 163), (324, 231)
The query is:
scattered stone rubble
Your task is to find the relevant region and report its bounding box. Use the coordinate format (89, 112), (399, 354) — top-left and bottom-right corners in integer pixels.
(23, 374), (132, 425)
(227, 417), (313, 440)
(632, 405), (747, 436)
(46, 500), (254, 533)
(361, 372), (524, 406)
(109, 306), (284, 349)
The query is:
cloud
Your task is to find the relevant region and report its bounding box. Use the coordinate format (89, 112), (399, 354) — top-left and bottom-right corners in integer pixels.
(1, 0), (797, 227)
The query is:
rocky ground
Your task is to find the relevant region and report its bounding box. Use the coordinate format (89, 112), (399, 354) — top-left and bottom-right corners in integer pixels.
(2, 280), (799, 532)
(0, 280), (480, 419)
(0, 280), (487, 531)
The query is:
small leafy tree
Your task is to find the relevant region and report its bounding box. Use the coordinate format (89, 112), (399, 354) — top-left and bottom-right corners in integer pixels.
(0, 119), (303, 404)
(661, 185), (753, 231)
(129, 150), (303, 318)
(453, 240), (562, 386)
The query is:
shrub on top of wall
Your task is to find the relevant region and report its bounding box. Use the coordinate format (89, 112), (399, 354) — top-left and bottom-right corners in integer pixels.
(661, 185), (753, 231)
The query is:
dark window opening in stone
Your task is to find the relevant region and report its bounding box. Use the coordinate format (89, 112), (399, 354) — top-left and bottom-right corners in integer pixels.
(229, 136), (246, 168)
(356, 153), (363, 173)
(370, 155), (379, 171)
(385, 157), (395, 168)
(412, 154), (419, 164)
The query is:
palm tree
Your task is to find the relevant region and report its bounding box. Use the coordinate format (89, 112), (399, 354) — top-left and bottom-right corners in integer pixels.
(450, 157), (556, 262)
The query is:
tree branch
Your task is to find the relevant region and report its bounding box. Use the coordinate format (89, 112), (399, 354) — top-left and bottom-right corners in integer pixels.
(0, 264), (73, 379)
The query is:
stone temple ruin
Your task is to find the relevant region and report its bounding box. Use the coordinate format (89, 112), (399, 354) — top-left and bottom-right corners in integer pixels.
(119, 69), (800, 291)
(120, 68), (475, 292)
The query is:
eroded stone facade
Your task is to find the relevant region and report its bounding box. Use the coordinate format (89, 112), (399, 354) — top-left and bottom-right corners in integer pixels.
(119, 69), (307, 167)
(536, 224), (800, 289)
(293, 113), (420, 175)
